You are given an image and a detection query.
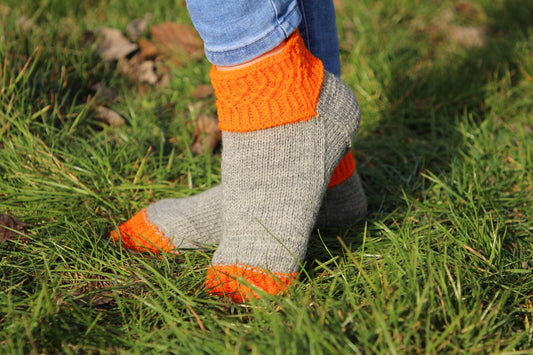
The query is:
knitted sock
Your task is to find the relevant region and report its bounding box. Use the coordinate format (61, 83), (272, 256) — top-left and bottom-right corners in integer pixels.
(109, 187), (222, 253)
(109, 158), (366, 254)
(205, 32), (361, 302)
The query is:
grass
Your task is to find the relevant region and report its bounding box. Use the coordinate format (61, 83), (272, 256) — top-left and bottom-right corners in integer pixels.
(1, 0), (532, 353)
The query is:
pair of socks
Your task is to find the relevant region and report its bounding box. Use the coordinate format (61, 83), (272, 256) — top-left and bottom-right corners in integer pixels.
(110, 32), (365, 302)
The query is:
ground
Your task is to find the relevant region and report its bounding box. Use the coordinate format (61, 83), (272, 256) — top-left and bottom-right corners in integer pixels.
(0, 0), (532, 353)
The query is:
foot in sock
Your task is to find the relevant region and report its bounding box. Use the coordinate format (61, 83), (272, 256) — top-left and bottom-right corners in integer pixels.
(109, 187), (223, 253)
(109, 164), (366, 254)
(204, 32), (361, 302)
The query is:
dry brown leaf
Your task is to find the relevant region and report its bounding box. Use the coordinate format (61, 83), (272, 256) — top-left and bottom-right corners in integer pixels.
(448, 25), (487, 48)
(117, 53), (159, 86)
(454, 1), (476, 17)
(126, 14), (152, 41)
(90, 82), (119, 102)
(0, 213), (29, 244)
(138, 38), (160, 60)
(72, 291), (115, 308)
(94, 28), (138, 61)
(191, 84), (214, 99)
(93, 106), (126, 126)
(191, 113), (221, 154)
(136, 60), (158, 84)
(117, 54), (140, 78)
(150, 22), (204, 64)
(157, 71), (171, 89)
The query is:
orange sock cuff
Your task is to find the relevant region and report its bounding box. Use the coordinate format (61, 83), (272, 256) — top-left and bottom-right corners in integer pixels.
(327, 150), (356, 188)
(110, 208), (175, 254)
(210, 31), (324, 132)
(205, 264), (297, 303)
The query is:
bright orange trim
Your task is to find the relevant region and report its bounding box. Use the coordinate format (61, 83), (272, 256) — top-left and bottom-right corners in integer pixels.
(110, 208), (175, 254)
(205, 264), (298, 302)
(327, 150), (356, 188)
(210, 31), (324, 132)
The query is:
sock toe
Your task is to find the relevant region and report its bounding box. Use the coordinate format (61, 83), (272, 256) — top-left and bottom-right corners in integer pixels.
(110, 208), (175, 254)
(205, 264), (297, 302)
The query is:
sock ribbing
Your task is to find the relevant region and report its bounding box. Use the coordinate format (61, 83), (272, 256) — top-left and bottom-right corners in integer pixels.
(210, 31), (324, 132)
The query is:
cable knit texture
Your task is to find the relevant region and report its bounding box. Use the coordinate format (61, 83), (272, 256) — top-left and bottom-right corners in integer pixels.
(210, 31), (324, 132)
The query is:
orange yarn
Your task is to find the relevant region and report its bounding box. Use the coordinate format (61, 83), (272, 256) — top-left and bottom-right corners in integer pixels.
(205, 264), (298, 303)
(328, 150), (357, 188)
(110, 208), (175, 254)
(210, 31), (324, 132)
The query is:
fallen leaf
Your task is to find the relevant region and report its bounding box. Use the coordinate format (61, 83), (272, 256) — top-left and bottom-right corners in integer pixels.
(156, 70), (171, 89)
(454, 1), (476, 17)
(93, 106), (126, 126)
(191, 114), (221, 154)
(117, 53), (160, 86)
(126, 13), (152, 41)
(448, 25), (486, 48)
(90, 82), (119, 102)
(72, 291), (115, 308)
(136, 60), (158, 84)
(138, 38), (161, 60)
(150, 22), (204, 64)
(0, 213), (29, 244)
(191, 84), (214, 99)
(94, 28), (138, 61)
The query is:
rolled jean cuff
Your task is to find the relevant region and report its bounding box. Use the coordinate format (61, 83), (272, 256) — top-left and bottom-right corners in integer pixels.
(186, 1), (302, 66)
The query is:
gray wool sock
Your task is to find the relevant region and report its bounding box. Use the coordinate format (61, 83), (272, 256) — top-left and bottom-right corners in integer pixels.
(315, 170), (367, 228)
(112, 157), (366, 253)
(210, 71), (361, 284)
(144, 187), (222, 249)
(139, 167), (365, 248)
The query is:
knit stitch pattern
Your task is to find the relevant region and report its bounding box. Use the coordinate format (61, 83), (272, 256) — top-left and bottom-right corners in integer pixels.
(209, 71), (361, 300)
(210, 31), (324, 132)
(110, 208), (175, 254)
(205, 264), (297, 303)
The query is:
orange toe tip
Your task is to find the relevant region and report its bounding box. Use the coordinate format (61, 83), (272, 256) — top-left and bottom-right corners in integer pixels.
(110, 208), (175, 254)
(205, 264), (298, 303)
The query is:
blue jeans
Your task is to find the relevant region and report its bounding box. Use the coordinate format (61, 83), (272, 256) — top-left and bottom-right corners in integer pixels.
(186, 0), (341, 76)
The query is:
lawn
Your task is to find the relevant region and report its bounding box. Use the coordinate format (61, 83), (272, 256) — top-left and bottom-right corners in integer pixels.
(1, 0), (532, 353)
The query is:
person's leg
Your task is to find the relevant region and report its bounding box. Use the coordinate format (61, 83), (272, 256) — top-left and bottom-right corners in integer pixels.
(110, 0), (365, 260)
(169, 1), (360, 301)
(297, 0), (341, 76)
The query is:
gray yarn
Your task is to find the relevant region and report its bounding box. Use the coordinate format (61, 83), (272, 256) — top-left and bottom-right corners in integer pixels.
(146, 187), (222, 249)
(143, 72), (366, 257)
(211, 72), (361, 274)
(143, 168), (366, 250)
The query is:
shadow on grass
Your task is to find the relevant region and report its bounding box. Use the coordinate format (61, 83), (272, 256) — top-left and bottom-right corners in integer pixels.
(308, 0), (533, 263)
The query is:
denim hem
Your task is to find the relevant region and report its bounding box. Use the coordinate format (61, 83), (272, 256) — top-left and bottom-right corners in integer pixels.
(204, 4), (301, 66)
